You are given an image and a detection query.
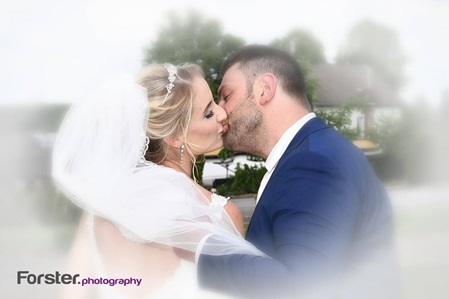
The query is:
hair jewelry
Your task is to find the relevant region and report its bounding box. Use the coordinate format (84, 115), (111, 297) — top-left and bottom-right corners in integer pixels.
(162, 63), (178, 105)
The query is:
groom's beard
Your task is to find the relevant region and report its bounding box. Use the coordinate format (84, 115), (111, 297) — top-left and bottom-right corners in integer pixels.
(223, 96), (266, 158)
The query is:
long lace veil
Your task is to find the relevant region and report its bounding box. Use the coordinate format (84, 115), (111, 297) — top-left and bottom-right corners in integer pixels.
(52, 75), (264, 257)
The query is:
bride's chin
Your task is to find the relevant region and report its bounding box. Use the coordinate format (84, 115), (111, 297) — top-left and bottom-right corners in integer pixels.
(204, 144), (223, 156)
(195, 144), (222, 157)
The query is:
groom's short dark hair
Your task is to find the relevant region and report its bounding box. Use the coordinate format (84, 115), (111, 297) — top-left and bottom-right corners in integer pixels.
(221, 44), (311, 111)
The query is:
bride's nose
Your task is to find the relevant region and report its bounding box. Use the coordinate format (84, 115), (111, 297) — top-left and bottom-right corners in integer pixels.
(216, 105), (228, 123)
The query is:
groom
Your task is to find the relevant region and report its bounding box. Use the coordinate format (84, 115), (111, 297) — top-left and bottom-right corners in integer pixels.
(197, 45), (399, 298)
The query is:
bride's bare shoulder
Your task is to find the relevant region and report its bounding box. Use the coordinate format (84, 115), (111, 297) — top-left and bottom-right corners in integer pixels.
(93, 216), (181, 293)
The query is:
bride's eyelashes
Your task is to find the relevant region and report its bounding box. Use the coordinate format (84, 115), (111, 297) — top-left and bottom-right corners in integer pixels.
(205, 109), (215, 119)
(202, 101), (215, 119)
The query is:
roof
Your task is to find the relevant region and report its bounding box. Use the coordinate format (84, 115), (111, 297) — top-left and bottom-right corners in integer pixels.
(312, 64), (401, 107)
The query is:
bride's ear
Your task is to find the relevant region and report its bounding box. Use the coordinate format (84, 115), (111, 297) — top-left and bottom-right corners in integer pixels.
(163, 135), (183, 149)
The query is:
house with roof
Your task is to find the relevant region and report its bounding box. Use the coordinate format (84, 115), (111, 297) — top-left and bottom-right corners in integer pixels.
(312, 64), (402, 155)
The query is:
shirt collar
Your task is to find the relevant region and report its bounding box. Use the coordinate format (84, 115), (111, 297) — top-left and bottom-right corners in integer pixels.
(265, 112), (316, 173)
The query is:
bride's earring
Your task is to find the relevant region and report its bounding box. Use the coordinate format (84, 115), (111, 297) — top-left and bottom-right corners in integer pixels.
(180, 144), (185, 168)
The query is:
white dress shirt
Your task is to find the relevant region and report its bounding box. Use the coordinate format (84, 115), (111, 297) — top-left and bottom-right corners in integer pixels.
(256, 113), (316, 203)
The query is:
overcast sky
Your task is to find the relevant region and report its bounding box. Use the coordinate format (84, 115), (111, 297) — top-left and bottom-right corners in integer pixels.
(1, 0), (448, 106)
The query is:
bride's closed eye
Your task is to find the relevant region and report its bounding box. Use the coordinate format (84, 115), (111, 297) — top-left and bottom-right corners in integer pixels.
(205, 109), (215, 119)
(203, 101), (215, 119)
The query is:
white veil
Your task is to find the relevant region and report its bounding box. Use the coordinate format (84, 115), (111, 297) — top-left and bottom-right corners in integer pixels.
(52, 75), (264, 257)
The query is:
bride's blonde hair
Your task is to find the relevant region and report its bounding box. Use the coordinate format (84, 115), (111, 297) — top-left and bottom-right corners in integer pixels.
(136, 63), (203, 166)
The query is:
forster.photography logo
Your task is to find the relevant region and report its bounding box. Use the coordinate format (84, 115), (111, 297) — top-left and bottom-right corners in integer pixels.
(17, 271), (142, 287)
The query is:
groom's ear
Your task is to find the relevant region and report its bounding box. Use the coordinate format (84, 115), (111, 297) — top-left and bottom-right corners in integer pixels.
(256, 73), (277, 106)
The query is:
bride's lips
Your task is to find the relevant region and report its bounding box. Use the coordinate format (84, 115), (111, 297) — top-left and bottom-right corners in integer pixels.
(220, 123), (229, 135)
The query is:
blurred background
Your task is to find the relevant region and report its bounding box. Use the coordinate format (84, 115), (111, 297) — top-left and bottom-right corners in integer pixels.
(1, 0), (448, 298)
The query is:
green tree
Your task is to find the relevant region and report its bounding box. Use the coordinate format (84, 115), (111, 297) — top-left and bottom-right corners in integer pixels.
(315, 96), (368, 140)
(336, 19), (406, 92)
(143, 9), (245, 99)
(270, 28), (326, 65)
(270, 28), (326, 109)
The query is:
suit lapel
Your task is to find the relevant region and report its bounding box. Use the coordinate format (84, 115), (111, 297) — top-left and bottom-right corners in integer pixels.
(261, 117), (329, 189)
(275, 117), (328, 169)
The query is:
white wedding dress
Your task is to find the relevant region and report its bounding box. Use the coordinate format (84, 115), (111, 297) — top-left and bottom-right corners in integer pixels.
(51, 76), (265, 299)
(86, 193), (235, 299)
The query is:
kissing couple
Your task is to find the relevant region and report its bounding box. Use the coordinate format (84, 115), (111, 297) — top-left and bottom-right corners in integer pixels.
(53, 45), (399, 299)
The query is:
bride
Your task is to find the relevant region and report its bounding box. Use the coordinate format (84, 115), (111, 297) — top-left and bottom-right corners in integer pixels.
(52, 63), (264, 298)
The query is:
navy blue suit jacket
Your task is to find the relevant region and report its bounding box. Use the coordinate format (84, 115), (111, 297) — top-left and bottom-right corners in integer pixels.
(198, 117), (396, 298)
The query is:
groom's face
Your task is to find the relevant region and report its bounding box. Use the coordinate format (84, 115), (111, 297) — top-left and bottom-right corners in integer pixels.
(218, 64), (264, 155)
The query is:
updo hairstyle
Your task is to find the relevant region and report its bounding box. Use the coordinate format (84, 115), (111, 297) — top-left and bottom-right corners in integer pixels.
(136, 64), (204, 165)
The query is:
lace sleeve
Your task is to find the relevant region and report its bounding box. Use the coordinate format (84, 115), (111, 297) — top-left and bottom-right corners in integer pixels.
(210, 193), (229, 207)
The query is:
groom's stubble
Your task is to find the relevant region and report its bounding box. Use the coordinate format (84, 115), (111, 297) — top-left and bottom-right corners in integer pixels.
(223, 95), (267, 158)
